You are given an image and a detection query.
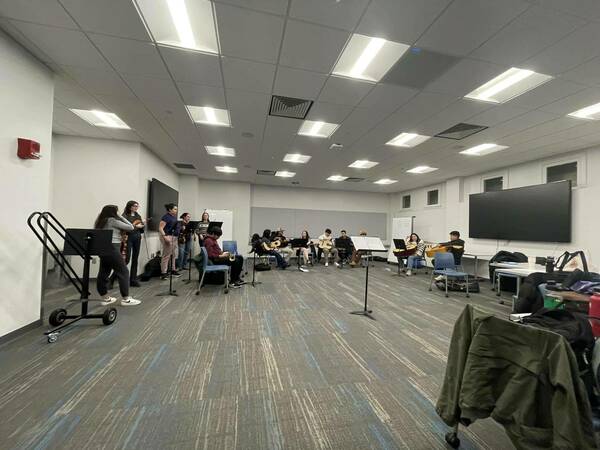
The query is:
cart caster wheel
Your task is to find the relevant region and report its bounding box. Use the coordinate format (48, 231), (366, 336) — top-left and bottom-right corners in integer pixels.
(47, 333), (59, 344)
(224, 288), (229, 294)
(102, 308), (117, 326)
(445, 432), (460, 448)
(49, 309), (67, 326)
(195, 291), (200, 295)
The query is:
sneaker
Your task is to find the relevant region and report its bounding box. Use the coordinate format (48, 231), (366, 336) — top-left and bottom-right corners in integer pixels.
(405, 270), (412, 276)
(335, 262), (340, 267)
(171, 271), (182, 277)
(160, 273), (168, 280)
(121, 297), (141, 306)
(435, 275), (444, 281)
(101, 296), (117, 306)
(325, 261), (329, 267)
(299, 267), (309, 273)
(130, 280), (141, 287)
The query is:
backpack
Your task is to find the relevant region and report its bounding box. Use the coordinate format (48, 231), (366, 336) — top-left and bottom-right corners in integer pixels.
(489, 251), (528, 291)
(435, 276), (480, 293)
(255, 262), (271, 271)
(139, 255), (162, 281)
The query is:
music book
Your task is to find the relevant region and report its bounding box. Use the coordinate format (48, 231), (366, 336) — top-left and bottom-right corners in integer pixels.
(350, 236), (386, 252)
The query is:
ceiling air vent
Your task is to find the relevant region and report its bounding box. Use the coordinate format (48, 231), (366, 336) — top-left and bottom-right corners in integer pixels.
(257, 170), (276, 176)
(435, 123), (488, 140)
(269, 95), (313, 119)
(345, 177), (365, 182)
(173, 162), (195, 169)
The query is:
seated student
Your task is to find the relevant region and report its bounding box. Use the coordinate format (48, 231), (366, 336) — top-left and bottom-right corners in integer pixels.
(272, 228), (293, 261)
(405, 233), (427, 275)
(203, 227), (244, 287)
(335, 230), (352, 264)
(258, 229), (289, 269)
(297, 230), (313, 266)
(350, 230), (368, 266)
(318, 228), (338, 266)
(439, 230), (465, 266)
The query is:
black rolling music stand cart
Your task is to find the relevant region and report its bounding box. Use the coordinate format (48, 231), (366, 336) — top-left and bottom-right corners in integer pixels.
(27, 212), (118, 344)
(349, 236), (387, 320)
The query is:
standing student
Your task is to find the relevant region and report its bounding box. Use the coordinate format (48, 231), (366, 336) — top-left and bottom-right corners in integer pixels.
(405, 233), (426, 276)
(159, 203), (181, 279)
(204, 227), (244, 287)
(197, 210), (210, 243)
(177, 212), (193, 270)
(108, 200), (145, 288)
(94, 205), (141, 306)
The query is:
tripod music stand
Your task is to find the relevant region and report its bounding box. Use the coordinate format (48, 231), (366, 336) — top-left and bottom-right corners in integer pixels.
(157, 237), (178, 296)
(182, 221), (200, 284)
(349, 236), (386, 320)
(250, 249), (263, 287)
(290, 239), (309, 272)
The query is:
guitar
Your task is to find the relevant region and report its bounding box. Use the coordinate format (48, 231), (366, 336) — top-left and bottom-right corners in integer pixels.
(318, 237), (333, 250)
(425, 244), (463, 258)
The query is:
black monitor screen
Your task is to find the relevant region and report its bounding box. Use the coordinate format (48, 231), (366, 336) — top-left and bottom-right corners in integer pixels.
(469, 180), (571, 243)
(148, 178), (179, 231)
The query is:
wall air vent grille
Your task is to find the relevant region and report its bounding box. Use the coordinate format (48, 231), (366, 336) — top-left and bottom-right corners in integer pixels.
(173, 162), (195, 169)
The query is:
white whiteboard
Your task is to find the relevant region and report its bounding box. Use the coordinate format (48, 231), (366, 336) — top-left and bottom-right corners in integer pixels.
(206, 209), (233, 242)
(387, 216), (414, 262)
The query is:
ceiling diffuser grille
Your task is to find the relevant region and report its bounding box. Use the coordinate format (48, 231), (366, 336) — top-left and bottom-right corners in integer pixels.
(257, 170), (276, 176)
(345, 177), (365, 182)
(269, 95), (313, 119)
(435, 123), (488, 140)
(173, 162), (195, 169)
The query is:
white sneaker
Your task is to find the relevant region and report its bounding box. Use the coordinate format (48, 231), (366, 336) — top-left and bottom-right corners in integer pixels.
(325, 261), (329, 267)
(101, 296), (117, 305)
(406, 270), (412, 276)
(435, 275), (444, 281)
(335, 262), (340, 267)
(121, 297), (141, 306)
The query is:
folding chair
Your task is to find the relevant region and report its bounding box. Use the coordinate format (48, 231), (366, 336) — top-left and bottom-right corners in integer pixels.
(195, 247), (230, 295)
(428, 252), (470, 298)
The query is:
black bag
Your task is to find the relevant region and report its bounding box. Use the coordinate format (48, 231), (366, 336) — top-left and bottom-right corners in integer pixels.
(435, 276), (480, 293)
(489, 251), (528, 292)
(555, 250), (589, 272)
(255, 262), (271, 271)
(139, 255), (162, 281)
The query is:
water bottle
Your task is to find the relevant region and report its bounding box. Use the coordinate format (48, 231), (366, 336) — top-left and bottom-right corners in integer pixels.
(589, 288), (600, 338)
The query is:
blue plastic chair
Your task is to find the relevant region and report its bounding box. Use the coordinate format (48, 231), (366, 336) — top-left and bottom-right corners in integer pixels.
(428, 252), (470, 298)
(195, 246), (230, 295)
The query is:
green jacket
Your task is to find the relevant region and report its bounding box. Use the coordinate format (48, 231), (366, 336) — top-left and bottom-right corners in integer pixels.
(436, 305), (595, 450)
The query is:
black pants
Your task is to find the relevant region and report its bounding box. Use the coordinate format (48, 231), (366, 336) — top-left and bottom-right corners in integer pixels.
(126, 232), (141, 282)
(213, 255), (244, 282)
(98, 244), (130, 297)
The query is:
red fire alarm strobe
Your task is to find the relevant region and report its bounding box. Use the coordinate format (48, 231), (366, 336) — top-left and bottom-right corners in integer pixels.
(17, 138), (41, 160)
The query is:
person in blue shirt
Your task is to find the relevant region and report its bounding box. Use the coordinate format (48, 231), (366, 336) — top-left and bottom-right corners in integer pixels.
(158, 203), (181, 279)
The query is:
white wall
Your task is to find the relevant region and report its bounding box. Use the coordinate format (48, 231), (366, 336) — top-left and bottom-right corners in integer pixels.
(391, 147), (600, 274)
(0, 31), (54, 337)
(51, 135), (179, 274)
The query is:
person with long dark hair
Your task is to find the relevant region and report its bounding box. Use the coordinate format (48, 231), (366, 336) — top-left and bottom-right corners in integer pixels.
(405, 232), (426, 276)
(94, 205), (141, 306)
(176, 212), (193, 270)
(158, 203), (180, 279)
(298, 230), (312, 266)
(110, 200), (145, 287)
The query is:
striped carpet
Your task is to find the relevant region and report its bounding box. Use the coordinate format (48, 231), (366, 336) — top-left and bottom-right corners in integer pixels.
(0, 262), (516, 449)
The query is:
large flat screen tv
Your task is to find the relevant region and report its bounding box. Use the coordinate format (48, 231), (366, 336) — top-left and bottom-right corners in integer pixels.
(469, 180), (571, 242)
(147, 178), (179, 231)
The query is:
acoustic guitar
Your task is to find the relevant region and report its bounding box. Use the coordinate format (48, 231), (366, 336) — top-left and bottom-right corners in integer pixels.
(318, 238), (333, 250)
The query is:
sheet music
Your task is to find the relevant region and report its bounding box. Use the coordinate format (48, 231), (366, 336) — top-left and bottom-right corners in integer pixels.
(350, 236), (386, 251)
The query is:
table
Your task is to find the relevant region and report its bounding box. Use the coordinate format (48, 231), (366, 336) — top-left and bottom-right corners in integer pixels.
(462, 253), (495, 278)
(490, 263), (547, 305)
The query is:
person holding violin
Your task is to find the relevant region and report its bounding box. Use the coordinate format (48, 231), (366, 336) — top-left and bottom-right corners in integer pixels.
(159, 203), (181, 279)
(405, 233), (426, 276)
(109, 200), (145, 288)
(176, 212), (194, 271)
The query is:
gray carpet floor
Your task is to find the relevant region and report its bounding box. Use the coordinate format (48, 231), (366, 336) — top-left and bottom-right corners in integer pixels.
(0, 262), (517, 449)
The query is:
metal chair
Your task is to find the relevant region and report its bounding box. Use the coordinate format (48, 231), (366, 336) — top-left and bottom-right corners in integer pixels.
(195, 246), (230, 295)
(428, 252), (470, 298)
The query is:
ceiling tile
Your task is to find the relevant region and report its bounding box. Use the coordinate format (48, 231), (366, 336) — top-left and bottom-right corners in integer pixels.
(212, 0), (288, 15)
(562, 57), (600, 87)
(317, 76), (373, 106)
(121, 74), (182, 109)
(159, 46), (222, 86)
(221, 56), (276, 94)
(467, 104), (530, 127)
(273, 66), (328, 100)
(524, 22), (600, 75)
(333, 107), (390, 146)
(177, 82), (226, 109)
(416, 0), (530, 56)
(0, 0), (77, 28)
(537, 87), (600, 116)
(425, 57), (505, 98)
(535, 0), (600, 21)
(215, 3), (284, 64)
(226, 88), (270, 134)
(508, 78), (587, 110)
(90, 33), (169, 78)
(14, 22), (109, 69)
(357, 0), (450, 45)
(279, 19), (349, 73)
(290, 0), (369, 31)
(469, 6), (585, 66)
(59, 64), (135, 98)
(358, 83), (418, 113)
(60, 0), (149, 41)
(307, 102), (353, 123)
(416, 99), (493, 136)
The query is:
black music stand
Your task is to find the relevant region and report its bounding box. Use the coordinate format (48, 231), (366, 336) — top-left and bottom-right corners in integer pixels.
(182, 221), (201, 284)
(207, 221), (223, 234)
(157, 238), (178, 297)
(290, 239), (309, 272)
(349, 236), (386, 320)
(250, 249), (263, 286)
